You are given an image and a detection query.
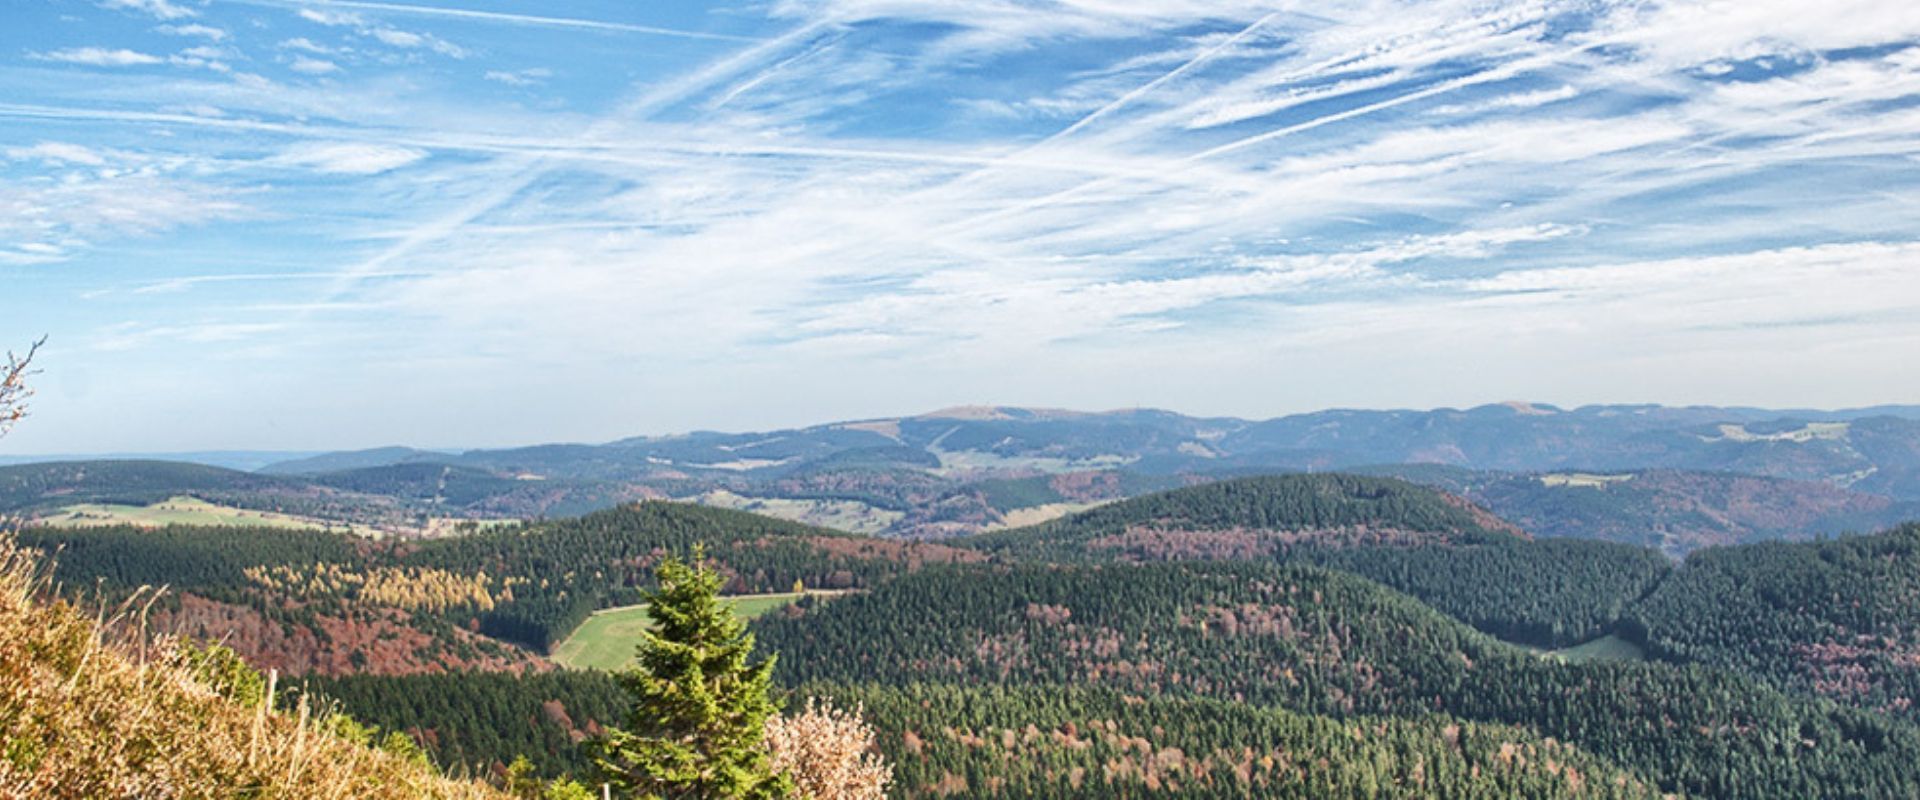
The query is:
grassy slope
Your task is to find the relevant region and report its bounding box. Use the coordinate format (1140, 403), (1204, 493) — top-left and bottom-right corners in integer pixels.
(552, 592), (823, 670)
(1544, 634), (1646, 664)
(0, 538), (501, 798)
(37, 495), (344, 531)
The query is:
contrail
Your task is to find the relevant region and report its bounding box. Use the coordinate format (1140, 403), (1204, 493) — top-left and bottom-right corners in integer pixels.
(315, 20), (837, 303)
(226, 0), (763, 42)
(1046, 11), (1279, 143)
(937, 33), (1599, 241)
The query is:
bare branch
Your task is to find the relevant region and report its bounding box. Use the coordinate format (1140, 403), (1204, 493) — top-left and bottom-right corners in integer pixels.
(1, 336), (46, 440)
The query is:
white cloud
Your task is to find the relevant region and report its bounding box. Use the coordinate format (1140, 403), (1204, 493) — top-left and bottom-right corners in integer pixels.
(289, 56), (341, 74)
(100, 0), (195, 21)
(298, 8), (363, 27)
(5, 142), (109, 166)
(297, 6), (466, 58)
(157, 23), (226, 40)
(279, 37), (337, 54)
(373, 26), (467, 58)
(368, 27), (422, 47)
(484, 68), (552, 86)
(31, 47), (164, 67)
(1592, 0), (1920, 70)
(0, 173), (246, 262)
(1430, 85), (1577, 115)
(273, 142), (428, 174)
(13, 0), (1920, 450)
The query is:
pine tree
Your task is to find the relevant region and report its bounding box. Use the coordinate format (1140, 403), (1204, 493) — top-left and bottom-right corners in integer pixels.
(590, 545), (792, 800)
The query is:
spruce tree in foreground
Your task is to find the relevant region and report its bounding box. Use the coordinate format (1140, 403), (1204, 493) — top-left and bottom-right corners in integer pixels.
(590, 546), (792, 800)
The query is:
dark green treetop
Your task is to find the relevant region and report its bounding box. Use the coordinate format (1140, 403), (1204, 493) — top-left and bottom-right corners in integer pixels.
(591, 545), (792, 800)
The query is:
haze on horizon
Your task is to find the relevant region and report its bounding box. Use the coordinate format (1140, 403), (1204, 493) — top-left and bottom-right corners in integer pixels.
(3, 0), (1917, 454)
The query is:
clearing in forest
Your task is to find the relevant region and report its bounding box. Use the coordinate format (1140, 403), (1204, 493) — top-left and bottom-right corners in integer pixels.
(551, 591), (843, 670)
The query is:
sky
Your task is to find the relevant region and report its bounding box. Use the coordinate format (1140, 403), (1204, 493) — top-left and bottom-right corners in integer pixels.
(2, 0), (1919, 453)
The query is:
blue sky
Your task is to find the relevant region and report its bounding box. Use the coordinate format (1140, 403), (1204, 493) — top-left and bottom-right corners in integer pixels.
(3, 0), (1919, 453)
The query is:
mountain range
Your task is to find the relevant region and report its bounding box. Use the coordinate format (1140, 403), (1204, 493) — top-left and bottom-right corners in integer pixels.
(6, 402), (1920, 552)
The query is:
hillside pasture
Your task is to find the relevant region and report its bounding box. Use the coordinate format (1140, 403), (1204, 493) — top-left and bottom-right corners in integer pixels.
(1544, 633), (1647, 663)
(1537, 473), (1635, 489)
(35, 495), (345, 531)
(683, 490), (903, 536)
(551, 591), (841, 670)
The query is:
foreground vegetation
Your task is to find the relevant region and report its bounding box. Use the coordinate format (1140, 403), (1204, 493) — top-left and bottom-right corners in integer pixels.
(15, 463), (1920, 797)
(0, 537), (502, 798)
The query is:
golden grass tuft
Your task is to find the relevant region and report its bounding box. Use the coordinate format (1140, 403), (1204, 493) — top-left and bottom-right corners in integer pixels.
(0, 536), (505, 799)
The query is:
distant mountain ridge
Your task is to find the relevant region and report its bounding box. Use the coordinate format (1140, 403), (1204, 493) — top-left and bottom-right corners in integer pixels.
(271, 401), (1920, 495)
(7, 402), (1919, 547)
(258, 447), (452, 475)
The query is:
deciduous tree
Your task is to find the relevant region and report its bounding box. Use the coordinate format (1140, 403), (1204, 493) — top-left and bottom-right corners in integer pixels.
(1, 337), (43, 439)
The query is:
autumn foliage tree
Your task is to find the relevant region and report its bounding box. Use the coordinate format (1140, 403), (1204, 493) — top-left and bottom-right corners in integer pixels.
(765, 698), (891, 800)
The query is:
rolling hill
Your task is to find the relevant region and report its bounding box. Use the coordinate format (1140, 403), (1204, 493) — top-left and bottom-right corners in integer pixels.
(1465, 469), (1920, 556)
(966, 474), (1670, 647)
(13, 500), (980, 675)
(1631, 522), (1920, 717)
(754, 560), (1920, 798)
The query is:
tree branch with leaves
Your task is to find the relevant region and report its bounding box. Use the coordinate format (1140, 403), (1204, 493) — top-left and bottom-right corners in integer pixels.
(1, 337), (44, 440)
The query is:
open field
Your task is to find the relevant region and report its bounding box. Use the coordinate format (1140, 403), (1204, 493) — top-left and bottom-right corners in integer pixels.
(682, 490), (903, 536)
(36, 496), (341, 531)
(551, 591), (846, 670)
(1544, 634), (1646, 663)
(1538, 473), (1635, 489)
(985, 501), (1104, 530)
(928, 447), (1138, 476)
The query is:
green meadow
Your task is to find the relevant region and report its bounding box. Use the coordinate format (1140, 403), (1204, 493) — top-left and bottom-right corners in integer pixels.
(551, 592), (826, 670)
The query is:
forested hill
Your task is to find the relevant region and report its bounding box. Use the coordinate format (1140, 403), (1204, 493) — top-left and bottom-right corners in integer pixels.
(403, 502), (982, 649)
(820, 683), (1666, 799)
(754, 561), (1920, 798)
(0, 459), (299, 510)
(964, 473), (1666, 648)
(969, 474), (1519, 560)
(15, 501), (979, 673)
(1632, 522), (1920, 717)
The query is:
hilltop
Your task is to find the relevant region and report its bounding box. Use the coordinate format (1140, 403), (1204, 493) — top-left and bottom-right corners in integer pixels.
(1632, 522), (1920, 717)
(964, 474), (1668, 648)
(967, 473), (1521, 560)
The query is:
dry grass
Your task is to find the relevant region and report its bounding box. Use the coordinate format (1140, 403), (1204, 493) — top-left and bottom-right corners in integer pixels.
(0, 536), (506, 799)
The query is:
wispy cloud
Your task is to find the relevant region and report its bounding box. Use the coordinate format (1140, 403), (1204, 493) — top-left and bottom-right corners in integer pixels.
(157, 23), (227, 40)
(6, 142), (110, 166)
(288, 55), (340, 74)
(4, 0), (1918, 450)
(272, 141), (427, 174)
(296, 5), (466, 58)
(484, 68), (551, 87)
(258, 0), (760, 42)
(100, 0), (195, 21)
(31, 47), (164, 67)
